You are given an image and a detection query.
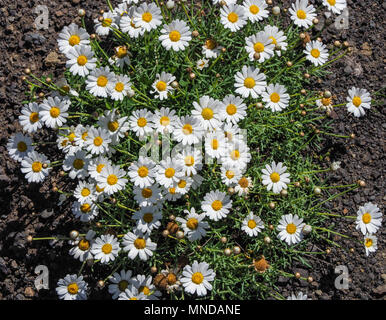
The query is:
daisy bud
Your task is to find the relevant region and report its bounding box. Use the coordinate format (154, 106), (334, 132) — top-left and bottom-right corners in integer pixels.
(97, 280), (105, 288)
(264, 236), (271, 244)
(176, 230), (184, 239)
(221, 47), (227, 53)
(266, 0), (272, 4)
(269, 224), (274, 230)
(287, 61), (293, 67)
(21, 76), (27, 81)
(304, 176), (310, 184)
(233, 246), (241, 255)
(350, 133), (356, 139)
(169, 214), (176, 221)
(295, 272), (301, 279)
(95, 222), (102, 228)
(220, 236), (227, 244)
(313, 18), (319, 25)
(162, 229), (170, 237)
(314, 129), (320, 134)
(302, 224), (312, 235)
(300, 103), (305, 108)
(216, 73), (221, 78)
(46, 77), (52, 83)
(334, 40), (341, 47)
(24, 68), (31, 75)
(317, 37), (322, 42)
(343, 41), (350, 48)
(69, 230), (79, 239)
(26, 235), (33, 242)
(98, 16), (104, 22)
(228, 187), (235, 195)
(280, 189), (288, 197)
(99, 9), (104, 14)
(304, 73), (310, 79)
(127, 88), (135, 97)
(224, 248), (232, 256)
(171, 80), (179, 88)
(90, 33), (96, 40)
(326, 248), (331, 254)
(192, 30), (199, 37)
(38, 92), (45, 98)
(269, 202), (275, 209)
(256, 102), (263, 109)
(197, 245), (202, 250)
(350, 248), (355, 253)
(110, 197), (116, 204)
(52, 186), (58, 192)
(189, 72), (196, 80)
(323, 90), (332, 98)
(220, 0), (226, 6)
(307, 276), (313, 283)
(59, 170), (65, 177)
(166, 0), (175, 9)
(294, 181), (301, 188)
(272, 6), (280, 16)
(358, 180), (366, 187)
(253, 52), (261, 60)
(300, 33), (306, 39)
(301, 111), (307, 116)
(78, 9), (85, 17)
(157, 139), (162, 146)
(301, 89), (307, 95)
(150, 266), (158, 274)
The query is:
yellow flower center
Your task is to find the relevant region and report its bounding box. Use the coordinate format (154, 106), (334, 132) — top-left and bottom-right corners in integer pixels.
(142, 188), (152, 198)
(226, 104), (237, 115)
(249, 5), (260, 14)
(73, 159), (84, 170)
(184, 156), (195, 166)
(134, 238), (146, 249)
(191, 272), (204, 284)
(270, 172), (280, 183)
(81, 188), (90, 197)
(78, 239), (90, 251)
(327, 0), (336, 5)
(167, 273), (177, 285)
(230, 150), (240, 160)
(17, 141), (27, 152)
(67, 283), (79, 295)
(50, 107), (60, 118)
(205, 39), (216, 50)
(142, 12), (153, 22)
(322, 97), (332, 106)
(139, 286), (151, 295)
(116, 46), (127, 59)
(96, 185), (104, 193)
(182, 124), (193, 135)
(286, 223), (297, 234)
(165, 168), (175, 178)
(178, 179), (187, 188)
(239, 177), (249, 188)
(201, 107), (214, 120)
(115, 82), (124, 93)
(97, 76), (108, 87)
(362, 213), (371, 224)
(156, 81), (167, 92)
(32, 161), (42, 172)
(137, 117), (147, 127)
(186, 218), (199, 230)
(365, 238), (373, 248)
(93, 136), (103, 147)
(244, 77), (255, 89)
(352, 96), (362, 107)
(254, 42), (265, 53)
(226, 170), (235, 179)
(102, 243), (112, 254)
(77, 55), (88, 66)
(137, 166), (149, 178)
(29, 112), (39, 123)
(169, 187), (176, 194)
(118, 280), (129, 292)
(143, 213), (153, 223)
(169, 30), (181, 42)
(68, 133), (76, 142)
(80, 203), (91, 213)
(270, 92), (280, 103)
(102, 18), (112, 27)
(160, 116), (170, 126)
(297, 10), (306, 19)
(211, 200), (223, 211)
(228, 12), (239, 23)
(248, 219), (257, 229)
(96, 163), (105, 173)
(68, 35), (80, 46)
(211, 139), (219, 150)
(108, 120), (119, 132)
(311, 48), (321, 58)
(107, 174), (118, 185)
(269, 36), (277, 45)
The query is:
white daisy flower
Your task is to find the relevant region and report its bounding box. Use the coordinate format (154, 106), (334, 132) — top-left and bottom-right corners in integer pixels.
(120, 6), (145, 38)
(52, 78), (79, 98)
(151, 72), (176, 100)
(220, 94), (247, 124)
(56, 128), (79, 156)
(316, 96), (334, 113)
(261, 160), (290, 194)
(72, 201), (98, 222)
(202, 39), (223, 59)
(155, 156), (185, 188)
(73, 180), (96, 204)
(56, 274), (88, 300)
(162, 184), (184, 202)
(177, 148), (203, 176)
(128, 108), (155, 137)
(66, 45), (97, 77)
(173, 116), (204, 146)
(128, 156), (156, 188)
(364, 234), (378, 257)
(346, 87), (372, 118)
(245, 31), (275, 63)
(20, 151), (51, 183)
(91, 234), (120, 264)
(63, 150), (90, 179)
(197, 58), (209, 70)
(110, 74), (132, 101)
(220, 4), (247, 32)
(201, 190), (232, 221)
(112, 2), (129, 25)
(277, 214), (305, 245)
(133, 2), (162, 32)
(57, 23), (90, 54)
(287, 292), (309, 300)
(122, 230), (157, 261)
(133, 184), (162, 207)
(180, 260), (215, 297)
(264, 25), (288, 56)
(222, 122), (241, 142)
(176, 208), (209, 241)
(94, 12), (117, 36)
(152, 107), (177, 134)
(192, 95), (222, 131)
(242, 0), (269, 22)
(69, 230), (96, 262)
(88, 156), (111, 179)
(132, 206), (162, 234)
(355, 203), (382, 235)
(222, 139), (251, 171)
(322, 0), (347, 14)
(235, 176), (253, 196)
(19, 102), (42, 133)
(39, 96), (70, 129)
(96, 164), (128, 195)
(109, 45), (132, 69)
(7, 133), (34, 163)
(118, 285), (147, 300)
(304, 40), (329, 66)
(220, 163), (242, 186)
(84, 127), (111, 156)
(159, 19), (192, 51)
(175, 176), (193, 195)
(131, 275), (162, 300)
(289, 0), (316, 29)
(204, 130), (227, 160)
(108, 270), (133, 300)
(98, 109), (129, 144)
(242, 213), (264, 237)
(85, 66), (115, 98)
(234, 65), (267, 98)
(262, 83), (290, 112)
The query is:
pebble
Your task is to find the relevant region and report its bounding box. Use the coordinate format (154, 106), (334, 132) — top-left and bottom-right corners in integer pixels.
(24, 287), (35, 297)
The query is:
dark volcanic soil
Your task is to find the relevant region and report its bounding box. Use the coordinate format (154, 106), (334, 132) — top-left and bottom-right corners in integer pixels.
(0, 0), (385, 300)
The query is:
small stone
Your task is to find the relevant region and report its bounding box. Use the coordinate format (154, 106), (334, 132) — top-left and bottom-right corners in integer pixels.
(45, 51), (62, 65)
(24, 287), (35, 297)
